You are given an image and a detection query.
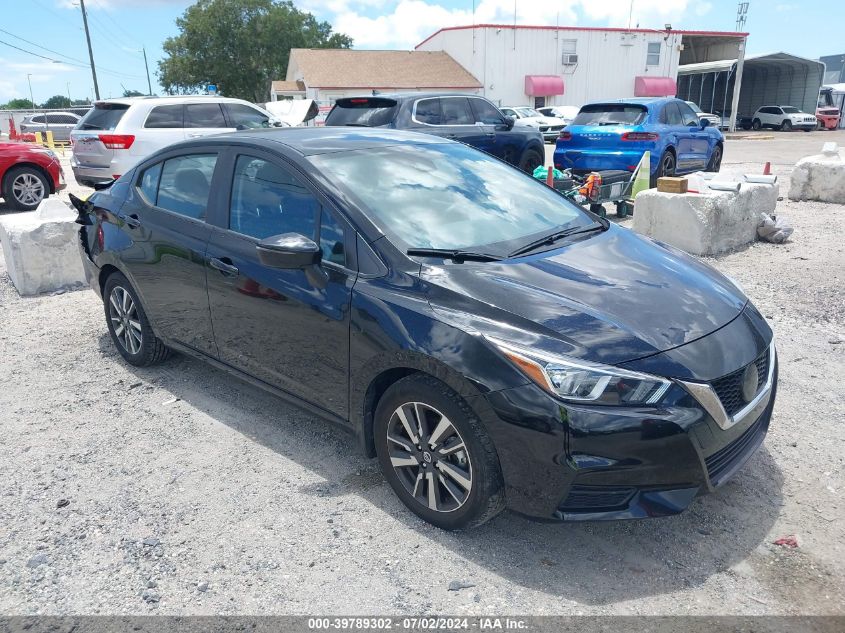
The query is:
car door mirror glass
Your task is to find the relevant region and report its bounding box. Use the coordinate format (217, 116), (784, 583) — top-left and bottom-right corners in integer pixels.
(504, 115), (515, 129)
(699, 118), (710, 128)
(256, 232), (322, 269)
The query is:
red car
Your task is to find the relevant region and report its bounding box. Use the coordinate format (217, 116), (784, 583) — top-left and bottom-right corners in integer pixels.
(0, 141), (65, 211)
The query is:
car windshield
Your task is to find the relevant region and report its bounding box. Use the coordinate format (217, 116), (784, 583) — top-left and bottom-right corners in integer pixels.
(516, 107), (542, 118)
(686, 101), (703, 113)
(309, 142), (589, 252)
(572, 104), (647, 126)
(781, 106), (800, 113)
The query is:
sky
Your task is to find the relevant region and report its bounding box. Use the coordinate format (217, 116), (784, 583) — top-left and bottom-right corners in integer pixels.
(2, 0), (841, 105)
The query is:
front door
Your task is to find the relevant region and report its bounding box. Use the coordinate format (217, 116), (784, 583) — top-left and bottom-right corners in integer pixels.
(205, 151), (355, 417)
(677, 101), (710, 170)
(117, 151), (220, 355)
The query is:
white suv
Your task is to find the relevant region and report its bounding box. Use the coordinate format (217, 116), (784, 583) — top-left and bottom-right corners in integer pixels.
(751, 105), (817, 132)
(70, 96), (282, 186)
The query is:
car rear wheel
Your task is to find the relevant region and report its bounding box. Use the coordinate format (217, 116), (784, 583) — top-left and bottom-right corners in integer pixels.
(651, 149), (676, 187)
(518, 148), (543, 173)
(103, 272), (171, 367)
(2, 166), (49, 211)
(374, 374), (505, 530)
(706, 144), (723, 172)
(752, 119), (762, 131)
(781, 120), (793, 132)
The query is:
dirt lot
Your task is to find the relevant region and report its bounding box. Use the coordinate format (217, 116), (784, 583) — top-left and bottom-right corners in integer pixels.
(0, 132), (843, 615)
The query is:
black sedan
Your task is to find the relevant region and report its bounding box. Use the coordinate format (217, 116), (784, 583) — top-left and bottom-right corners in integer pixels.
(73, 128), (777, 530)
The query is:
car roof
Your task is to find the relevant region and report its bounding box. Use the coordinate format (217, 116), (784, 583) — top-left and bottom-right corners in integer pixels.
(582, 97), (676, 108)
(337, 92), (487, 102)
(178, 126), (453, 156)
(92, 95), (254, 107)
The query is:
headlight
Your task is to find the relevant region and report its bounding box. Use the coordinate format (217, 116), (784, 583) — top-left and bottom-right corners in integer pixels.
(488, 337), (671, 405)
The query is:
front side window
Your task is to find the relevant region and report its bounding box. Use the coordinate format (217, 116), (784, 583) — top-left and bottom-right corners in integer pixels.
(677, 102), (700, 126)
(319, 209), (347, 266)
(185, 103), (227, 128)
(647, 42), (661, 66)
(469, 98), (505, 125)
(309, 143), (589, 252)
(229, 156), (318, 240)
(414, 98), (441, 125)
(145, 105), (184, 129)
(138, 162), (163, 203)
(225, 103), (270, 129)
(155, 154), (217, 219)
(440, 98), (473, 125)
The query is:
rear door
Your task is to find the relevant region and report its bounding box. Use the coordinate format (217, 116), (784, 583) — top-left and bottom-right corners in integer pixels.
(204, 150), (355, 416)
(116, 150), (221, 356)
(437, 96), (479, 145)
(184, 102), (234, 140)
(71, 102), (131, 171)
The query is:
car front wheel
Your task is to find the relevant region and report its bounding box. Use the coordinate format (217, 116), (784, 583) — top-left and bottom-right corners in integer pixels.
(752, 119), (762, 130)
(518, 148), (543, 173)
(103, 272), (171, 367)
(706, 144), (723, 172)
(2, 166), (49, 211)
(781, 120), (793, 131)
(374, 374), (505, 530)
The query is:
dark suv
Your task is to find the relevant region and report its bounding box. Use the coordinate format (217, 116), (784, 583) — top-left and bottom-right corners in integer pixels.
(324, 93), (546, 173)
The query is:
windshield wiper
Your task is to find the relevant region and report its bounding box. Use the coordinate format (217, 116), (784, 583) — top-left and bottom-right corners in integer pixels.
(508, 222), (607, 258)
(406, 248), (503, 262)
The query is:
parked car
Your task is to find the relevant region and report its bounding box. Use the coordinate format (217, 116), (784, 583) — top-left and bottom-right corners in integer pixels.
(70, 96), (282, 187)
(537, 105), (580, 125)
(751, 106), (817, 131)
(324, 94), (545, 173)
(684, 102), (721, 129)
(74, 127), (777, 530)
(0, 141), (65, 210)
(554, 98), (724, 185)
(499, 106), (567, 142)
(19, 111), (82, 142)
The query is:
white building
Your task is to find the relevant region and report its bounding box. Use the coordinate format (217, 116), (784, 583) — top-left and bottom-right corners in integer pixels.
(416, 25), (747, 110)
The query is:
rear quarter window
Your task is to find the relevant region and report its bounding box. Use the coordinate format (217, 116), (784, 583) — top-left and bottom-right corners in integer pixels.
(572, 104), (647, 126)
(325, 98), (398, 127)
(78, 103), (130, 131)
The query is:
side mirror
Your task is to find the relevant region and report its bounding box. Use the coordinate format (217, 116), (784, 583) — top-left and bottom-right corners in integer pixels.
(699, 118), (710, 128)
(256, 233), (321, 269)
(503, 115), (515, 130)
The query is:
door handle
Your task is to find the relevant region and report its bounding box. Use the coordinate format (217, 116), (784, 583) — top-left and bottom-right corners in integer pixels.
(187, 133), (203, 138)
(209, 257), (239, 276)
(118, 213), (141, 228)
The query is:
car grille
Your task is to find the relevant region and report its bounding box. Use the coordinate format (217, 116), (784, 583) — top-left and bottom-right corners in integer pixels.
(710, 349), (770, 417)
(803, 117), (816, 123)
(559, 485), (636, 511)
(704, 413), (768, 485)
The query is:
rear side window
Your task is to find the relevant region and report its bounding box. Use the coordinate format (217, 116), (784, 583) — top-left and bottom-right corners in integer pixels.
(155, 154), (217, 220)
(224, 103), (270, 129)
(185, 103), (227, 128)
(30, 115), (45, 124)
(325, 97), (398, 127)
(229, 156), (318, 240)
(78, 103), (130, 131)
(572, 104), (647, 126)
(469, 98), (505, 124)
(414, 98), (441, 125)
(145, 105), (184, 128)
(441, 97), (473, 125)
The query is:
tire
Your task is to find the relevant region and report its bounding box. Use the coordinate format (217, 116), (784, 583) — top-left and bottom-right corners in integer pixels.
(518, 148), (543, 174)
(781, 120), (793, 132)
(103, 272), (171, 367)
(803, 128), (811, 133)
(752, 119), (761, 131)
(374, 374), (505, 530)
(2, 166), (49, 211)
(706, 144), (723, 172)
(651, 149), (676, 187)
(589, 203), (606, 218)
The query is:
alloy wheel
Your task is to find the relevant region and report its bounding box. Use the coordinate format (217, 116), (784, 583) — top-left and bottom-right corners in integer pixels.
(108, 286), (143, 355)
(386, 402), (473, 513)
(12, 172), (45, 207)
(661, 153), (675, 177)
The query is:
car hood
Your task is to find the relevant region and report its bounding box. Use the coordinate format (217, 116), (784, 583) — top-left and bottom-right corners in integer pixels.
(422, 224), (747, 365)
(522, 116), (565, 125)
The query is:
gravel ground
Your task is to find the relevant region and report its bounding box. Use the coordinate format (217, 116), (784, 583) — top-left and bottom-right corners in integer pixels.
(0, 136), (843, 615)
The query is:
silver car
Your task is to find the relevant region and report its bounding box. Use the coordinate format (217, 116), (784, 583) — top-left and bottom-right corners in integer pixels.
(20, 111), (82, 142)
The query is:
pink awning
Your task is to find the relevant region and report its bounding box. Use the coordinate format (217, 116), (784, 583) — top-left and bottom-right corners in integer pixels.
(524, 75), (564, 97)
(634, 76), (677, 97)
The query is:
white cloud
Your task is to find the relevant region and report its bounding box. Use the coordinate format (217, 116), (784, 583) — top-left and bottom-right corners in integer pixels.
(695, 1), (713, 16)
(0, 80), (21, 102)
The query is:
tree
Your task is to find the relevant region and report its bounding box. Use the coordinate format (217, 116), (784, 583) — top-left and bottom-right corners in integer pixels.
(1, 98), (35, 110)
(71, 98), (91, 106)
(122, 89), (146, 97)
(42, 95), (72, 109)
(158, 0), (352, 102)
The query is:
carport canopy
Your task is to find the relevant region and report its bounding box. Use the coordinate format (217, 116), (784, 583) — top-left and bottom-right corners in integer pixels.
(678, 52), (825, 127)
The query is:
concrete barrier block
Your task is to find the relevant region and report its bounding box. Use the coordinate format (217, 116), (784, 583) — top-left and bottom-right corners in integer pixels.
(633, 183), (778, 256)
(788, 150), (845, 203)
(0, 198), (86, 296)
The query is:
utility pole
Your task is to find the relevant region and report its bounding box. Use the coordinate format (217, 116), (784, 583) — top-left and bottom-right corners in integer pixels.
(26, 74), (35, 109)
(79, 0), (100, 100)
(142, 47), (152, 95)
(67, 82), (72, 105)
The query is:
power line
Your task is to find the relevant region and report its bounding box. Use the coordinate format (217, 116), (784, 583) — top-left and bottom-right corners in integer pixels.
(0, 36), (146, 80)
(0, 28), (91, 66)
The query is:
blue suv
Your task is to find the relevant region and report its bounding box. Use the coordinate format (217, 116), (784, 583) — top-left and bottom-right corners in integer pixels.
(325, 93), (546, 173)
(554, 98), (724, 184)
